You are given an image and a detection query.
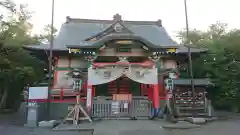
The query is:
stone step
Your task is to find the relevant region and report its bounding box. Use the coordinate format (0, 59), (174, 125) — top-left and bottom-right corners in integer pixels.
(178, 113), (207, 116)
(176, 106), (205, 109)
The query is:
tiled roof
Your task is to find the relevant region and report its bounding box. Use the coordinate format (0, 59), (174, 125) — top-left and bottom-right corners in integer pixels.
(25, 15), (206, 53)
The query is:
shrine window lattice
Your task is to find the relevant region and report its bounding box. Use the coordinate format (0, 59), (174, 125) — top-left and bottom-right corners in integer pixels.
(117, 45), (131, 53)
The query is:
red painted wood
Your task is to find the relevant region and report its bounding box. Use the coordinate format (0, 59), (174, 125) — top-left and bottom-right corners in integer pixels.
(108, 80), (117, 94)
(153, 84), (160, 108)
(118, 77), (130, 94)
(143, 84), (148, 96)
(26, 96), (192, 103)
(148, 85), (153, 101)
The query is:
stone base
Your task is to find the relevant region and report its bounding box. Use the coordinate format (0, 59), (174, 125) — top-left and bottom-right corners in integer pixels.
(161, 121), (200, 129)
(38, 120), (57, 128)
(24, 119), (38, 128)
(185, 117), (206, 124)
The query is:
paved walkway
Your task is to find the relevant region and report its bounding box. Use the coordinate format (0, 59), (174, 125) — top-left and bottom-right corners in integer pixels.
(168, 120), (240, 135)
(1, 119), (240, 135)
(1, 107), (240, 135)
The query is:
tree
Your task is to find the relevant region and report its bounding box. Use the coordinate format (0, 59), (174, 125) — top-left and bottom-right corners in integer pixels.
(0, 0), (46, 111)
(178, 23), (240, 111)
(39, 24), (57, 43)
(177, 22), (228, 47)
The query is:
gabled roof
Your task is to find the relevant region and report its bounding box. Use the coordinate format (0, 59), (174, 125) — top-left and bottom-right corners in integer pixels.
(67, 33), (161, 49)
(84, 20), (134, 41)
(24, 14), (206, 53)
(25, 14), (180, 50)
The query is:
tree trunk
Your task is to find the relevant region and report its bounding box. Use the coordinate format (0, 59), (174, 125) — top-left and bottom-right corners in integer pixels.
(0, 89), (8, 110)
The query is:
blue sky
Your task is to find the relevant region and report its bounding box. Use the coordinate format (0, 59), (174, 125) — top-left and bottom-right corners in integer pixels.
(13, 0), (239, 40)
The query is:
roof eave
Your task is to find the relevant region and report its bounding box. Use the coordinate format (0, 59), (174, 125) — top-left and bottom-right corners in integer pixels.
(23, 45), (68, 51)
(176, 45), (208, 54)
(67, 34), (178, 49)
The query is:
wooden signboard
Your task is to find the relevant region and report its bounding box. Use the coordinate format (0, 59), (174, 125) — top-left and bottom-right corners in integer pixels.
(28, 87), (48, 100)
(115, 40), (133, 44)
(167, 48), (176, 53)
(112, 94), (132, 101)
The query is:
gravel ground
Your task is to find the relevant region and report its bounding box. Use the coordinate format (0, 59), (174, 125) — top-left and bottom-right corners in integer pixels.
(1, 119), (240, 135)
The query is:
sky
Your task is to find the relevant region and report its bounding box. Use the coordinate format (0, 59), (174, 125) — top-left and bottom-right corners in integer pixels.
(13, 0), (239, 40)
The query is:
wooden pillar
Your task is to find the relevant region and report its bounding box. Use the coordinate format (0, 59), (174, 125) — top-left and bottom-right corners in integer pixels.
(147, 85), (153, 101)
(86, 84), (92, 112)
(92, 86), (96, 97)
(146, 84), (160, 117)
(152, 84), (160, 109)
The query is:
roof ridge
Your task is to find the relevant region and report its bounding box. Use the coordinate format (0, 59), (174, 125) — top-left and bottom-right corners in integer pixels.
(84, 20), (134, 41)
(65, 16), (161, 26)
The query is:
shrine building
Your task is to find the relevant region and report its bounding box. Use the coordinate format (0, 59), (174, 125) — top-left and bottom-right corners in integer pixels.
(25, 14), (210, 119)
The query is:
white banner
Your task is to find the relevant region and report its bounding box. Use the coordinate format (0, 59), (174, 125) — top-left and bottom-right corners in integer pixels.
(88, 66), (158, 85)
(125, 67), (158, 84)
(88, 67), (123, 85)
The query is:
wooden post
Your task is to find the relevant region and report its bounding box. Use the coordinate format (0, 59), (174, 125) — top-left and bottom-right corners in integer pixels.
(86, 84), (93, 112)
(152, 84), (160, 116)
(147, 85), (153, 102)
(76, 95), (80, 104)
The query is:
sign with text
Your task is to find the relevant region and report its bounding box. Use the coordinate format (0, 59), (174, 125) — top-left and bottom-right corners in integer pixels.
(115, 40), (133, 44)
(69, 48), (81, 54)
(167, 48), (176, 53)
(28, 87), (48, 100)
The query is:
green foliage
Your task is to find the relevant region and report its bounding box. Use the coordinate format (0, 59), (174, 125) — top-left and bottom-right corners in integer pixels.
(0, 0), (50, 111)
(39, 24), (57, 43)
(178, 23), (240, 111)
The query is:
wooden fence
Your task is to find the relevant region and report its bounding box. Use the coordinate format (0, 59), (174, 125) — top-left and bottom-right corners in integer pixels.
(91, 97), (152, 119)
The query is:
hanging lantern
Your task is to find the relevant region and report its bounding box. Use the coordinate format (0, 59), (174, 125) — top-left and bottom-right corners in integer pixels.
(73, 78), (82, 92)
(67, 68), (85, 92)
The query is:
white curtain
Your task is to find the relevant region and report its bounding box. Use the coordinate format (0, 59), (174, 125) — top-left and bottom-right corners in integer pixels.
(87, 66), (158, 85)
(87, 67), (123, 85)
(125, 67), (158, 84)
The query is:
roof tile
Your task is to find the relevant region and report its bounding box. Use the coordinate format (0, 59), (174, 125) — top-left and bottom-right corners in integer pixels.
(25, 17), (205, 53)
